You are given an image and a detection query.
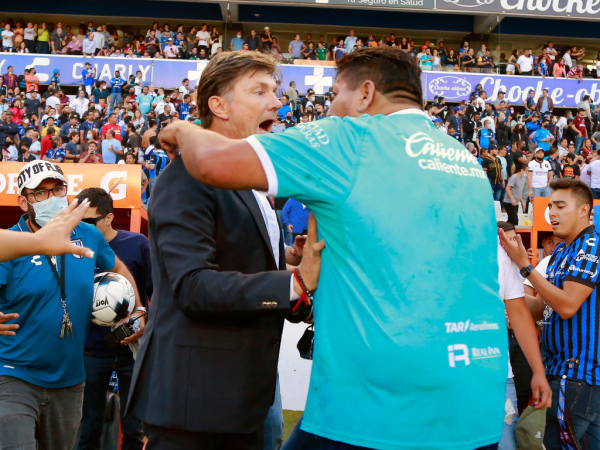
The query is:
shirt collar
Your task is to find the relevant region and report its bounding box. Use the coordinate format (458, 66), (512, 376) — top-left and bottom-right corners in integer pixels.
(388, 108), (431, 120)
(571, 226), (596, 245)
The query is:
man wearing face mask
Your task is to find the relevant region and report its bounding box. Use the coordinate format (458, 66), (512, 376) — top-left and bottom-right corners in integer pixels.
(283, 111), (297, 128)
(230, 32), (244, 51)
(528, 148), (553, 198)
(300, 89), (315, 115)
(0, 161), (143, 449)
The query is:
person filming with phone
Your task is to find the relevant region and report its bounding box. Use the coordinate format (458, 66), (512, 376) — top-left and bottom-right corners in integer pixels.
(79, 141), (104, 164)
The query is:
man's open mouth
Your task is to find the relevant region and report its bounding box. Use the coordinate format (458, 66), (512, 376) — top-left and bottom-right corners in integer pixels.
(258, 119), (274, 133)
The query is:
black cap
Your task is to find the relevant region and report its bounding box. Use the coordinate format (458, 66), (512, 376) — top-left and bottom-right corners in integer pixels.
(489, 143), (498, 150)
(84, 61), (91, 66)
(70, 113), (80, 120)
(532, 112), (540, 117)
(498, 90), (505, 94)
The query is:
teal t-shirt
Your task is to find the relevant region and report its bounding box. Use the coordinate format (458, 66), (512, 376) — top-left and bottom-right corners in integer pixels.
(137, 93), (154, 115)
(0, 214), (115, 388)
(247, 110), (507, 450)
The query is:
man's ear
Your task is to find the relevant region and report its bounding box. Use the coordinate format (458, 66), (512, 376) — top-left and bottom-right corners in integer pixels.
(356, 80), (376, 115)
(207, 95), (229, 122)
(18, 195), (29, 213)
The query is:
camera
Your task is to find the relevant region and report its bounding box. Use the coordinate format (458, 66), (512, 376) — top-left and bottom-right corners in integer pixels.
(104, 315), (141, 348)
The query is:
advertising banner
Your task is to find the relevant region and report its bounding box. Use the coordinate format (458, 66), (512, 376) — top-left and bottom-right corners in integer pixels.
(0, 54), (336, 95)
(437, 0), (600, 19)
(0, 162), (141, 209)
(424, 71), (600, 108)
(250, 0), (434, 9)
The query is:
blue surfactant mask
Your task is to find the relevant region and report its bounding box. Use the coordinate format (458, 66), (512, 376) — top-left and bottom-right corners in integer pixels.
(32, 196), (68, 227)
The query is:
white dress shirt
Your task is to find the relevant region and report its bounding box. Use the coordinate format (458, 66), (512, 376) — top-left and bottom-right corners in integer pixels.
(252, 190), (300, 301)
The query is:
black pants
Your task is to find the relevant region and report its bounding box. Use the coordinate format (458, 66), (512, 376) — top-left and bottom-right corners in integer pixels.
(508, 329), (534, 414)
(504, 202), (519, 227)
(145, 423), (264, 450)
(521, 70), (533, 76)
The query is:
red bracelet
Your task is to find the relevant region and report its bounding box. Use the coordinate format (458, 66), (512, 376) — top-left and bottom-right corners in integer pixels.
(292, 268), (312, 312)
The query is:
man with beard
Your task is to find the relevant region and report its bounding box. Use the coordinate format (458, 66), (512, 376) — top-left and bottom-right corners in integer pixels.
(127, 51), (321, 450)
(158, 47), (510, 450)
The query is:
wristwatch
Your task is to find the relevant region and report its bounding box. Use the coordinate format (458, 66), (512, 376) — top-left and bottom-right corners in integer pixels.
(519, 264), (535, 278)
(133, 307), (147, 313)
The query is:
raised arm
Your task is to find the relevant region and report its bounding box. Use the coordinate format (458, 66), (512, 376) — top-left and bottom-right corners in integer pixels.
(158, 121), (267, 191)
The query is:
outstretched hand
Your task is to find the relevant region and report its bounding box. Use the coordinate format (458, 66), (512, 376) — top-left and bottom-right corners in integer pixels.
(158, 121), (194, 160)
(37, 199), (95, 259)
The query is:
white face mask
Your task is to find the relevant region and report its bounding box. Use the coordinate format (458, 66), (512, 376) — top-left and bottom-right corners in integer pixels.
(237, 35), (242, 38)
(87, 133), (93, 139)
(32, 195), (68, 227)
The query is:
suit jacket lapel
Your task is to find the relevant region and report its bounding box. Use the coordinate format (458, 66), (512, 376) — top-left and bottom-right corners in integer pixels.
(236, 190), (277, 267)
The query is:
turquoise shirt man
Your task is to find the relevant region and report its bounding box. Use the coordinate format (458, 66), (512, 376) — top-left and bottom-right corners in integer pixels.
(246, 110), (507, 449)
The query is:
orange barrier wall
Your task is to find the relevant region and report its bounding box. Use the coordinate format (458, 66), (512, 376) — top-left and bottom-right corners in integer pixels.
(0, 162), (143, 233)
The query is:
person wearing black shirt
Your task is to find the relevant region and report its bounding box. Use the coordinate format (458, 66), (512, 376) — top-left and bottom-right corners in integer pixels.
(283, 111), (296, 128)
(24, 90), (41, 117)
(246, 29), (260, 51)
(461, 48), (476, 71)
(496, 122), (509, 148)
(328, 38), (338, 60)
(261, 27), (273, 52)
(482, 145), (504, 200)
(562, 118), (576, 146)
(563, 153), (581, 179)
(463, 111), (481, 146)
(547, 147), (562, 180)
(16, 140), (36, 162)
(510, 140), (531, 175)
(75, 188), (151, 450)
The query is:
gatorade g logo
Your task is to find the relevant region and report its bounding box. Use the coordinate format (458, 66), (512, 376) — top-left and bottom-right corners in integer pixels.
(448, 344), (470, 367)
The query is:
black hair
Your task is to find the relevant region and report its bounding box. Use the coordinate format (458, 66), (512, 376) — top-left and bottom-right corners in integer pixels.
(549, 178), (593, 217)
(497, 221), (515, 232)
(76, 187), (114, 215)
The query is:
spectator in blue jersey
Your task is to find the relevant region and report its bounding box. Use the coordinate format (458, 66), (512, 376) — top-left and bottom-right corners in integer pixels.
(144, 140), (169, 195)
(500, 179), (600, 450)
(277, 95), (292, 120)
(533, 119), (555, 153)
(60, 113), (80, 142)
(178, 94), (191, 120)
(479, 120), (494, 150)
(109, 70), (126, 114)
(101, 129), (123, 164)
(282, 198), (310, 241)
(43, 136), (66, 163)
(75, 187), (151, 450)
(525, 112), (542, 151)
(0, 162), (142, 450)
(81, 62), (96, 97)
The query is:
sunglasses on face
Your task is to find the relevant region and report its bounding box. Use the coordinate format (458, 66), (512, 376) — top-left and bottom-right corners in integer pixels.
(82, 214), (107, 226)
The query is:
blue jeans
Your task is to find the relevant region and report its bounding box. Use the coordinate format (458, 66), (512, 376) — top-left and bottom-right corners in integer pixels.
(544, 378), (600, 450)
(532, 187), (551, 198)
(592, 188), (600, 200)
(491, 183), (503, 201)
(283, 416), (498, 449)
(576, 136), (586, 154)
(264, 374), (283, 450)
(76, 353), (143, 450)
(109, 94), (122, 114)
(498, 379), (518, 450)
(36, 41), (49, 54)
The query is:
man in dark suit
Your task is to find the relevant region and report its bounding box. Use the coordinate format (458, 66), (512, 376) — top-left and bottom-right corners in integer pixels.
(126, 51), (322, 449)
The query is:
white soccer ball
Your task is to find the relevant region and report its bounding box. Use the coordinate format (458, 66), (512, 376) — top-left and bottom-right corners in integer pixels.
(92, 272), (135, 326)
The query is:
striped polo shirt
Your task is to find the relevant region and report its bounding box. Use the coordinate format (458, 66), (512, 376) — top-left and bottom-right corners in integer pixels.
(543, 226), (600, 384)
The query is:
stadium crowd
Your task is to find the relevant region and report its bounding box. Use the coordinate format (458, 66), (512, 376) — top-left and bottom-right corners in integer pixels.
(0, 30), (599, 450)
(1, 18), (599, 77)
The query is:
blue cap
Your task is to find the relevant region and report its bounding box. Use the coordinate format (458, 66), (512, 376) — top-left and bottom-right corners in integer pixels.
(53, 68), (59, 75)
(432, 117), (442, 123)
(453, 106), (461, 112)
